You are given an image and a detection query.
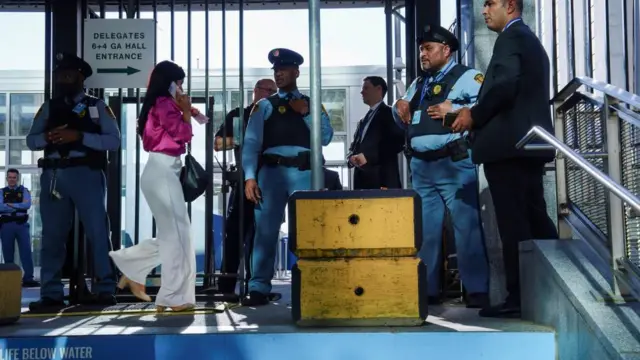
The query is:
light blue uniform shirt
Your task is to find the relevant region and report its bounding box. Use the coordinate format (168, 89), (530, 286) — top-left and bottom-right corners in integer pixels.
(243, 89), (334, 180)
(392, 59), (484, 152)
(0, 185), (31, 214)
(26, 92), (121, 157)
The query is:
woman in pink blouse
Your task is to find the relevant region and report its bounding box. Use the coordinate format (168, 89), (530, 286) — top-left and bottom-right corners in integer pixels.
(109, 60), (196, 312)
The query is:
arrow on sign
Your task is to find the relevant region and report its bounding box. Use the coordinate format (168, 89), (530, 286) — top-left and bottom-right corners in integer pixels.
(97, 66), (140, 75)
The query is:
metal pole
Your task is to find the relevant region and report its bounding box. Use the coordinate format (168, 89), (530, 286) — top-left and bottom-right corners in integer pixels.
(309, 0), (324, 190)
(238, 0), (247, 299)
(635, 0), (640, 95)
(385, 0), (394, 105)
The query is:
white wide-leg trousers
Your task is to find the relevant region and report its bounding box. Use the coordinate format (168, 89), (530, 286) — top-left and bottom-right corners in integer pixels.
(109, 152), (196, 307)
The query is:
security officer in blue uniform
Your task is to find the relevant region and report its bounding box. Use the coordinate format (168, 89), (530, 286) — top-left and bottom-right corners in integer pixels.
(26, 53), (121, 311)
(243, 48), (334, 306)
(0, 168), (39, 287)
(392, 25), (490, 308)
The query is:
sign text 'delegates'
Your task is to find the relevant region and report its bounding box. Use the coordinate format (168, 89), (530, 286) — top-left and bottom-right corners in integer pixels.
(82, 19), (155, 89)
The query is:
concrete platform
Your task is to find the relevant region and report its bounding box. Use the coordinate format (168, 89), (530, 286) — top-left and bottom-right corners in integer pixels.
(521, 239), (640, 360)
(0, 280), (556, 360)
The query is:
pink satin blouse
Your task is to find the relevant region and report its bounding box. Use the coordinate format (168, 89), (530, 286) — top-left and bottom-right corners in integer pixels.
(142, 96), (193, 156)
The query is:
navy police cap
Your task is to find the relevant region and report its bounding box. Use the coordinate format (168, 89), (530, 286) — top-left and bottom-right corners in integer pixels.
(268, 48), (304, 69)
(417, 25), (460, 52)
(54, 52), (93, 78)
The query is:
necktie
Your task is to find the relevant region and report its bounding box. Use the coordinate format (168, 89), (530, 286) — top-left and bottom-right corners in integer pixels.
(356, 109), (373, 141)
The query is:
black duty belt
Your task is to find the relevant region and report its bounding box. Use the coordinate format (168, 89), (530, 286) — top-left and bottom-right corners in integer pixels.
(261, 151), (311, 171)
(37, 156), (103, 170)
(410, 138), (470, 163)
(0, 214), (29, 224)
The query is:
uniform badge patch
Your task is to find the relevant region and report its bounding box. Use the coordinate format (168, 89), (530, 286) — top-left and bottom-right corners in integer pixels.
(105, 105), (117, 120)
(474, 74), (484, 84)
(78, 109), (86, 118)
(432, 84), (442, 95)
(273, 49), (280, 57)
(278, 106), (287, 114)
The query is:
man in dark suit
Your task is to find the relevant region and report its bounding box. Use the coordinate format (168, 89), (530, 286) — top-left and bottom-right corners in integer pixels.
(348, 76), (404, 189)
(323, 167), (343, 191)
(215, 78), (277, 294)
(452, 0), (559, 318)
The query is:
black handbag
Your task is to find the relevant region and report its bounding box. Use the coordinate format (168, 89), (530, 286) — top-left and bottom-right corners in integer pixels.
(180, 143), (209, 202)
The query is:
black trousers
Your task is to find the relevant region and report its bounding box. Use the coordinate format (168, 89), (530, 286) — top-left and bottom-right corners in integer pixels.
(218, 182), (255, 294)
(484, 158), (558, 305)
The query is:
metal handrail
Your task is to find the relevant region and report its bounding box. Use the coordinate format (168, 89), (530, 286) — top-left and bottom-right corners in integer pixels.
(553, 76), (640, 108)
(516, 126), (640, 214)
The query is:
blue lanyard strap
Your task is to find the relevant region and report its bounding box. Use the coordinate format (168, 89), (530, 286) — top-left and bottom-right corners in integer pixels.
(419, 61), (454, 106)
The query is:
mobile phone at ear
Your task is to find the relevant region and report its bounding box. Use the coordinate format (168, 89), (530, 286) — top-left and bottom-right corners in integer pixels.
(444, 112), (458, 128)
(169, 82), (178, 98)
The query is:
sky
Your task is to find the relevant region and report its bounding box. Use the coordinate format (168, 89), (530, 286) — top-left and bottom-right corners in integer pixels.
(0, 5), (456, 71)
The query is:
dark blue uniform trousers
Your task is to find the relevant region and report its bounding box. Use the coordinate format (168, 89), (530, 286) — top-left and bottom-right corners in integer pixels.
(410, 153), (490, 296)
(1, 221), (34, 281)
(39, 167), (116, 300)
(249, 165), (310, 295)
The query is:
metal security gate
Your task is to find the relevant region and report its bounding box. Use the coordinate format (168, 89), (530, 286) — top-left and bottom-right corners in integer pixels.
(107, 95), (222, 301)
(43, 0), (248, 303)
(98, 0), (248, 303)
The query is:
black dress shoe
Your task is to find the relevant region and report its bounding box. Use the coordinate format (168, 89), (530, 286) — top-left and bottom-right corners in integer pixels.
(22, 280), (41, 288)
(466, 293), (490, 309)
(478, 302), (521, 318)
(28, 298), (67, 313)
(80, 293), (117, 306)
(241, 291), (269, 306)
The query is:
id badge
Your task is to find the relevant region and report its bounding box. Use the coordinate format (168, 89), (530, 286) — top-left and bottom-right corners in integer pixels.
(72, 102), (87, 114)
(412, 110), (422, 125)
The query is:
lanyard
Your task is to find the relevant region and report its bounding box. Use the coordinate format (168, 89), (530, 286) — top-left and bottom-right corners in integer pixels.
(419, 61), (454, 106)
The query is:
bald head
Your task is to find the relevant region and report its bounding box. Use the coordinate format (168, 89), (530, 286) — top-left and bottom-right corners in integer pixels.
(252, 79), (277, 103)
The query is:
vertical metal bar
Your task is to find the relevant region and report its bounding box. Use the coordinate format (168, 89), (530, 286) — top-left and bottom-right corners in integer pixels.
(551, 0), (559, 94)
(585, 0), (593, 77)
(134, 0), (141, 245)
(44, 0), (52, 100)
(635, 0), (640, 94)
(405, 0), (416, 85)
(567, 0), (575, 79)
(393, 12), (408, 189)
(385, 0), (394, 105)
(536, 0), (542, 38)
(603, 97), (628, 296)
(553, 102), (571, 239)
(151, 0), (157, 238)
(203, 0), (214, 289)
(220, 0), (228, 290)
(170, 0), (175, 61)
(309, 0), (323, 190)
(459, 0), (474, 67)
(237, 0), (247, 298)
(456, 0), (462, 64)
(187, 0), (192, 218)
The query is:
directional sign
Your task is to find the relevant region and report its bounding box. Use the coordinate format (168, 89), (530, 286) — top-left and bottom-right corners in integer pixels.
(83, 19), (155, 89)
